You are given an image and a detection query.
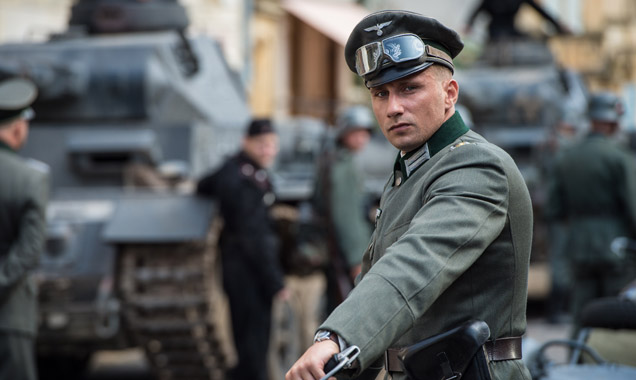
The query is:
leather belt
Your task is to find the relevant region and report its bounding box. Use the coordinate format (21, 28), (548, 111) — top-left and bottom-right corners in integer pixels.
(384, 337), (522, 373)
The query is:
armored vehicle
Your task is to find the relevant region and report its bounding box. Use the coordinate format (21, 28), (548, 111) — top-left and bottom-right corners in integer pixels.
(454, 38), (589, 299)
(0, 0), (250, 379)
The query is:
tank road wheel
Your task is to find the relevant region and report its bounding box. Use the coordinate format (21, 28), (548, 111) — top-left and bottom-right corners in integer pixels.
(268, 296), (302, 380)
(117, 218), (236, 380)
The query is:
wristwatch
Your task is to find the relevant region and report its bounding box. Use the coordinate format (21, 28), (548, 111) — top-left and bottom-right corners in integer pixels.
(314, 330), (339, 345)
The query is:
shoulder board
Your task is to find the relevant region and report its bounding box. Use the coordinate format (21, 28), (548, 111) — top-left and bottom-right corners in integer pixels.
(449, 141), (473, 151)
(25, 158), (51, 175)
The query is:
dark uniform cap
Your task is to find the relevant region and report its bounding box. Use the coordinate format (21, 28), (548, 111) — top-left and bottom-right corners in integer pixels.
(345, 10), (464, 88)
(0, 77), (38, 124)
(588, 91), (624, 123)
(246, 118), (276, 136)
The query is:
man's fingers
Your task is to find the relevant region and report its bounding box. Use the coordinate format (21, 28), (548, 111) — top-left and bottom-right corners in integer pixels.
(286, 340), (340, 380)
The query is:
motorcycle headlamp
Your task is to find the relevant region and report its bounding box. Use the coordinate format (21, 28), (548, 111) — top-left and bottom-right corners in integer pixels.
(354, 34), (454, 79)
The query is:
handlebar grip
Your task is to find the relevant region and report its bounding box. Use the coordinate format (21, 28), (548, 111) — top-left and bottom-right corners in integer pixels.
(323, 355), (339, 374)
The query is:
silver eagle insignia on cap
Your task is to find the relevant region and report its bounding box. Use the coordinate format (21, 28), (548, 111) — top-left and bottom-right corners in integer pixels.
(364, 21), (392, 36)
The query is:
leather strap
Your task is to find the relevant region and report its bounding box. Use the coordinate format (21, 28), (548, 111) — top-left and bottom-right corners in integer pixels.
(384, 336), (522, 373)
(484, 337), (522, 361)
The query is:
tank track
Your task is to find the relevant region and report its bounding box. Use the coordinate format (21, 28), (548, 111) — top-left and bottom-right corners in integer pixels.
(117, 219), (236, 380)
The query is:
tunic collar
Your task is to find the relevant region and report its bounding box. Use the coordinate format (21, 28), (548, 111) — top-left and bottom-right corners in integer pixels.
(392, 111), (469, 186)
(0, 139), (15, 154)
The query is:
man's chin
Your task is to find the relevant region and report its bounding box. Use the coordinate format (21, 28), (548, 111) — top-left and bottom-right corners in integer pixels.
(389, 139), (419, 153)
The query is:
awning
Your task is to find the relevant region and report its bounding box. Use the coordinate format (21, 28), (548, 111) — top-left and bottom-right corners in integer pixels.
(282, 0), (370, 46)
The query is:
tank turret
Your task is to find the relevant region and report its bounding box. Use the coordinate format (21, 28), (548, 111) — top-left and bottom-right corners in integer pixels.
(68, 0), (189, 34)
(0, 1), (249, 379)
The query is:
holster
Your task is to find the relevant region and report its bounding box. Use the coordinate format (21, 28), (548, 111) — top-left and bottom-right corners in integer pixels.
(399, 320), (492, 380)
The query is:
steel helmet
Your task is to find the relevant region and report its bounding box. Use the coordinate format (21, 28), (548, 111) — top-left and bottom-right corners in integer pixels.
(588, 92), (624, 123)
(336, 105), (375, 140)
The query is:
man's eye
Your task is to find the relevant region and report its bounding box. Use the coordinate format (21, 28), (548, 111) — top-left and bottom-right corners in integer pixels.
(373, 91), (388, 98)
(404, 85), (418, 92)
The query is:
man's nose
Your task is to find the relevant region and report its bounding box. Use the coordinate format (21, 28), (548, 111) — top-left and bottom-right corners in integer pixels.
(386, 93), (404, 118)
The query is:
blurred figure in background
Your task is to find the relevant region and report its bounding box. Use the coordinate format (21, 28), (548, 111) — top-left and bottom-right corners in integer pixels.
(546, 92), (636, 337)
(313, 105), (374, 312)
(0, 77), (48, 380)
(543, 107), (583, 324)
(464, 0), (570, 40)
(196, 119), (287, 380)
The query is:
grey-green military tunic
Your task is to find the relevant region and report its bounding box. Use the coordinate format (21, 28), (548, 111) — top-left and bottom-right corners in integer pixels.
(324, 147), (372, 268)
(320, 112), (533, 380)
(545, 132), (636, 333)
(0, 140), (48, 380)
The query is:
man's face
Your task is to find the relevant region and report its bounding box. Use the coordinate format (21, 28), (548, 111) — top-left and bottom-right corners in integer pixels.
(242, 132), (279, 169)
(342, 129), (371, 152)
(0, 117), (29, 150)
(592, 120), (619, 136)
(369, 67), (457, 153)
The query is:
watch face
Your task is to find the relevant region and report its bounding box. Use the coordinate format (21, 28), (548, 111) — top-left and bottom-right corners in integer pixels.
(315, 330), (331, 341)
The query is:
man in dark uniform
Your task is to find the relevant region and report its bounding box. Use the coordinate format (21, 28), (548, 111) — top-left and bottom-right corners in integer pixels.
(0, 77), (48, 380)
(313, 105), (374, 311)
(546, 92), (636, 337)
(287, 10), (533, 380)
(197, 118), (287, 380)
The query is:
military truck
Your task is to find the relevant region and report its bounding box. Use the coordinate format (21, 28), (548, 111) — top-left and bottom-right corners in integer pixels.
(0, 1), (250, 379)
(455, 38), (589, 299)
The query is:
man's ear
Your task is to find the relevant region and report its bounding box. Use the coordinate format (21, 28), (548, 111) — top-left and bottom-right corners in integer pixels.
(445, 78), (459, 110)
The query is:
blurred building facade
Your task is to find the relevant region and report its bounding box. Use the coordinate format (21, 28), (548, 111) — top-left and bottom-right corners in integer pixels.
(2, 0), (636, 126)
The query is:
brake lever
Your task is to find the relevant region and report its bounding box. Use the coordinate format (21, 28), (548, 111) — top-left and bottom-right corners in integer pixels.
(320, 345), (360, 380)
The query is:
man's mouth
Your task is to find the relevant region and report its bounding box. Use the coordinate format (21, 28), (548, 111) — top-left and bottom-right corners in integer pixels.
(389, 123), (410, 132)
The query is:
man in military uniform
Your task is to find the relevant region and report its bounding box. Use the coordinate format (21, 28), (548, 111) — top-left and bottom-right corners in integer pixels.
(286, 10), (533, 380)
(313, 105), (374, 311)
(546, 92), (636, 337)
(197, 118), (287, 380)
(0, 77), (48, 380)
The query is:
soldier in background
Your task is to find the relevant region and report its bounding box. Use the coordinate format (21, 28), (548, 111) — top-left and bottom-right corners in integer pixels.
(196, 119), (288, 380)
(312, 105), (374, 312)
(464, 0), (569, 40)
(546, 92), (636, 337)
(0, 77), (48, 380)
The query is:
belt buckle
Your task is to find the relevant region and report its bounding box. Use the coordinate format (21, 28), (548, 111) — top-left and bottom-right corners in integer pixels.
(384, 350), (390, 372)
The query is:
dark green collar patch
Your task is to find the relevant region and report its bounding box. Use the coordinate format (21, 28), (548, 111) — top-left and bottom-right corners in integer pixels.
(392, 111), (468, 186)
(0, 140), (15, 153)
(427, 111), (469, 157)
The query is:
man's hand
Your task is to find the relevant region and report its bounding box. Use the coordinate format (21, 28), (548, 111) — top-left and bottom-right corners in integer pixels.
(276, 287), (291, 302)
(285, 340), (339, 380)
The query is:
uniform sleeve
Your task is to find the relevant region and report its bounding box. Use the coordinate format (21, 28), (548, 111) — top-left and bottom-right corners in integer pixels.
(330, 158), (372, 268)
(0, 170), (48, 293)
(320, 145), (511, 371)
(526, 0), (568, 33)
(238, 193), (285, 298)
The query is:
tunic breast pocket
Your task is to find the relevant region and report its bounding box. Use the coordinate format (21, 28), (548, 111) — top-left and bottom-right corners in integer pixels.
(382, 220), (411, 247)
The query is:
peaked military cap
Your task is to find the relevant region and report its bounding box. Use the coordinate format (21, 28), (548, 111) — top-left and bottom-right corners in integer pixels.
(246, 118), (275, 136)
(345, 10), (464, 88)
(0, 77), (38, 124)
